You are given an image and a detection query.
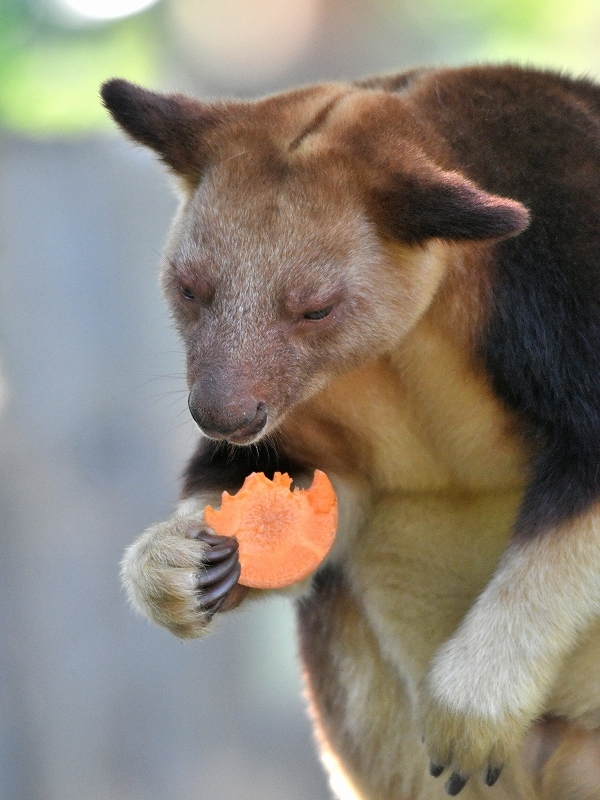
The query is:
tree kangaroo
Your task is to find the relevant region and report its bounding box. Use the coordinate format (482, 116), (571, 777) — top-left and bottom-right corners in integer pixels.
(102, 65), (600, 799)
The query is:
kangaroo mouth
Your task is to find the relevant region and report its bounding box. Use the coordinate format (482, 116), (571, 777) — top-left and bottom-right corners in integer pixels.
(196, 404), (269, 446)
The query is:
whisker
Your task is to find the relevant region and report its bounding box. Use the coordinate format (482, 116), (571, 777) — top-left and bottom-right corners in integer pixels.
(137, 374), (187, 390)
(167, 396), (188, 410)
(167, 418), (196, 436)
(146, 390), (188, 406)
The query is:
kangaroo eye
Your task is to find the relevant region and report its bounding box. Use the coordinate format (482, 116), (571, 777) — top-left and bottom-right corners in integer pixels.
(180, 286), (195, 300)
(303, 305), (334, 321)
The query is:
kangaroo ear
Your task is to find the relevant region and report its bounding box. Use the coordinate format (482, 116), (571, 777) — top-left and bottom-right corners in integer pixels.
(101, 79), (222, 183)
(373, 167), (530, 243)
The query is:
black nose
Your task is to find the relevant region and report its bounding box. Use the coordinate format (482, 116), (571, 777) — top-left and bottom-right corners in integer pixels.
(188, 390), (268, 442)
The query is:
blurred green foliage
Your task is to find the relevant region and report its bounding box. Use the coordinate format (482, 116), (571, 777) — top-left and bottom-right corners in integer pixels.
(0, 0), (161, 135)
(1, 0), (599, 137)
(388, 0), (600, 75)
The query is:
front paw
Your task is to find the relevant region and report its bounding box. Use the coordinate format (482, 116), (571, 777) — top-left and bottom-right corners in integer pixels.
(423, 696), (528, 795)
(423, 635), (540, 797)
(121, 514), (244, 639)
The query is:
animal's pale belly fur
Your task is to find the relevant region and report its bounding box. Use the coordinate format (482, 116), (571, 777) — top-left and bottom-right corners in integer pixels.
(299, 489), (600, 799)
(295, 321), (600, 799)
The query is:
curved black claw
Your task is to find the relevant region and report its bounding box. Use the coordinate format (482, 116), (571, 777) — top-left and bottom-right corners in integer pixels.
(484, 765), (502, 787)
(194, 530), (241, 615)
(430, 763), (445, 778)
(196, 532), (238, 560)
(201, 561), (241, 609)
(202, 592), (229, 616)
(197, 551), (240, 589)
(445, 773), (468, 796)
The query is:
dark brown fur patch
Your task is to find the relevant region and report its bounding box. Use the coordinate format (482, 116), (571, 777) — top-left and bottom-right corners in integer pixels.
(372, 169), (529, 243)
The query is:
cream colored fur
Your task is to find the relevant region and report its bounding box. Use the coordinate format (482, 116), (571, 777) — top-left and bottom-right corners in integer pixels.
(122, 240), (600, 798)
(121, 490), (221, 638)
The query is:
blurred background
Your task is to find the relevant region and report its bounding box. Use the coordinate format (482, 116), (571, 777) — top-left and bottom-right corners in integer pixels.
(1, 1), (600, 798)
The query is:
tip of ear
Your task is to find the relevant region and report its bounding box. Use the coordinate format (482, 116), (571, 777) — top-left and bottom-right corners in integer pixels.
(101, 76), (129, 93)
(101, 77), (128, 104)
(100, 78), (144, 117)
(491, 197), (531, 239)
(438, 170), (532, 241)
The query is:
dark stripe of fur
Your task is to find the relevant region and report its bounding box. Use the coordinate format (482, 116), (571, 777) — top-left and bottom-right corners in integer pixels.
(403, 67), (600, 537)
(181, 436), (306, 498)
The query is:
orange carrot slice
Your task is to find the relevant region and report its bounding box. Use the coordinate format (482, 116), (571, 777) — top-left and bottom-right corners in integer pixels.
(204, 470), (337, 589)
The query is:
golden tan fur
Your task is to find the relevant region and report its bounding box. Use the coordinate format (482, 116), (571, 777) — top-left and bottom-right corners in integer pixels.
(101, 66), (600, 799)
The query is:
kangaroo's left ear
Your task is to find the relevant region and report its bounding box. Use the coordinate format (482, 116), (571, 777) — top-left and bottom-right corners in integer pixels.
(372, 166), (530, 243)
(101, 79), (224, 185)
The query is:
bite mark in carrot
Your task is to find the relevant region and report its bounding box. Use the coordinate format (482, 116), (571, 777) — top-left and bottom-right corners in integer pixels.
(204, 470), (338, 589)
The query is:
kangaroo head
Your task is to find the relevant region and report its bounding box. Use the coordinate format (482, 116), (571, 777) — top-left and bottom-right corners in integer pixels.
(102, 79), (528, 444)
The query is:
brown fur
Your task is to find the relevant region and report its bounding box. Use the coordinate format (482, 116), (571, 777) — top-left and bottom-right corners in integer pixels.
(102, 66), (600, 798)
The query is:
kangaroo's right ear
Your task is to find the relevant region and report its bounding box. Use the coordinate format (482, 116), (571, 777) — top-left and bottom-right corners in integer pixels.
(101, 79), (223, 184)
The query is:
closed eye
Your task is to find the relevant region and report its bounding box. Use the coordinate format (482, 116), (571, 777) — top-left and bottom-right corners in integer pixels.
(180, 285), (195, 300)
(303, 305), (334, 321)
